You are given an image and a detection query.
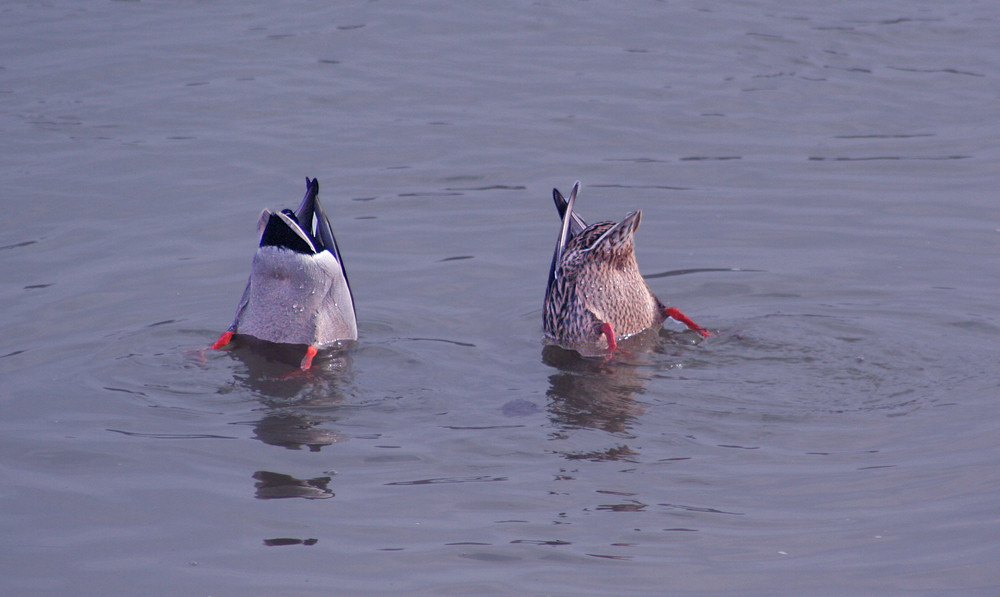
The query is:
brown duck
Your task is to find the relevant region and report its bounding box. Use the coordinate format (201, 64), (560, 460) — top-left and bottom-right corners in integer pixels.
(543, 181), (708, 356)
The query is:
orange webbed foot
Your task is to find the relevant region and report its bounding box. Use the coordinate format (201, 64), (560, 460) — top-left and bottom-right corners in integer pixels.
(299, 345), (319, 370)
(600, 322), (618, 353)
(211, 331), (235, 350)
(664, 307), (711, 338)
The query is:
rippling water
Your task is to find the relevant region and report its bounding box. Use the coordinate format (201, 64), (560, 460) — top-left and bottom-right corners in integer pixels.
(3, 1), (999, 594)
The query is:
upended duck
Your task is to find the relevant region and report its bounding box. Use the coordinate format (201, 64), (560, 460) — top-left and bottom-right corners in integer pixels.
(212, 178), (357, 369)
(543, 181), (709, 356)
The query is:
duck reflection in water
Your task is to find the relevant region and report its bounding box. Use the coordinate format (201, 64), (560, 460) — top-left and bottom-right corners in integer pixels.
(222, 336), (351, 450)
(253, 471), (334, 500)
(222, 336), (349, 507)
(225, 335), (351, 399)
(543, 330), (660, 433)
(543, 325), (700, 462)
(252, 411), (342, 452)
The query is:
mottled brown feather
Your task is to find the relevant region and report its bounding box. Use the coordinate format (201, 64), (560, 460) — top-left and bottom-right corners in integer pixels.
(544, 187), (667, 356)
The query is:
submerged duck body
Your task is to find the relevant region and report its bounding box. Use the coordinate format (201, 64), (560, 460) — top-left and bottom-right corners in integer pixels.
(543, 182), (707, 356)
(213, 178), (357, 369)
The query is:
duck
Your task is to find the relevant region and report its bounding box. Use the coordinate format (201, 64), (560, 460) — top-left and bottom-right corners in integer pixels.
(543, 181), (708, 356)
(212, 177), (357, 369)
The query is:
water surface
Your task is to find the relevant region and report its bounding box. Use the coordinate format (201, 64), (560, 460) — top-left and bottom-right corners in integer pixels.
(2, 1), (999, 594)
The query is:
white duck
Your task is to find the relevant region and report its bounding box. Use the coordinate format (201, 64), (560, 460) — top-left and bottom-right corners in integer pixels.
(213, 178), (357, 369)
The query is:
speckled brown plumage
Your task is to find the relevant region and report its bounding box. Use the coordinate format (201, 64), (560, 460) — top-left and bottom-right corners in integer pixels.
(543, 182), (706, 356)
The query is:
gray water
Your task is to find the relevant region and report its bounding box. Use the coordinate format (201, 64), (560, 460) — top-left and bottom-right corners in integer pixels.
(3, 1), (999, 595)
